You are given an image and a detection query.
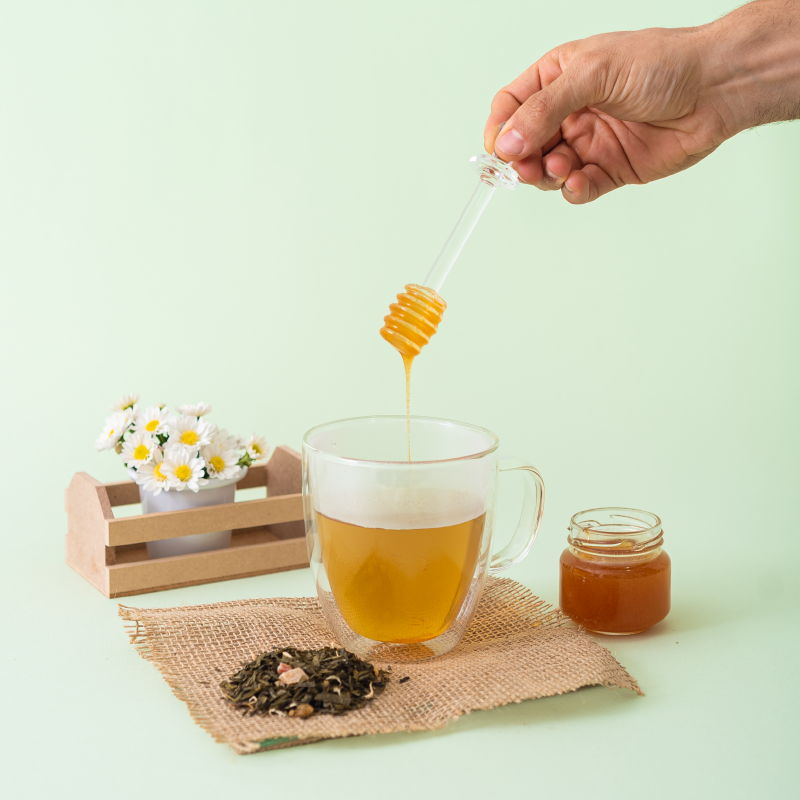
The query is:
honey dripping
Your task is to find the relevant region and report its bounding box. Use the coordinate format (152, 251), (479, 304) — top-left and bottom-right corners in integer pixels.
(379, 284), (447, 460)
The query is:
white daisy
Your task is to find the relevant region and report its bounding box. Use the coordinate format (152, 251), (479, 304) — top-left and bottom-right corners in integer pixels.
(210, 427), (241, 450)
(201, 443), (241, 481)
(135, 451), (170, 495)
(161, 446), (207, 492)
(110, 393), (140, 412)
(244, 433), (269, 461)
(95, 411), (133, 451)
(120, 432), (157, 468)
(133, 406), (172, 436)
(166, 415), (214, 451)
(177, 402), (212, 417)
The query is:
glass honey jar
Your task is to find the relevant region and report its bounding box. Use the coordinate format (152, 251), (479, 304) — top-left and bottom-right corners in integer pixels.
(559, 507), (670, 635)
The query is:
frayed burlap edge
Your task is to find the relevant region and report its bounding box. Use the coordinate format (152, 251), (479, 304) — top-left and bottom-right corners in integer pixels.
(119, 577), (642, 754)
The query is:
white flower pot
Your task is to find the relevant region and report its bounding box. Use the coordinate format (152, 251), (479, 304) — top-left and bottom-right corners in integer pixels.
(140, 467), (248, 559)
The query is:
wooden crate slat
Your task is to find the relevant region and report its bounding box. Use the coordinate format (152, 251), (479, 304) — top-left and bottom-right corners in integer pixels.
(106, 493), (303, 546)
(107, 537), (309, 597)
(265, 446), (304, 540)
(65, 472), (115, 594)
(105, 480), (140, 508)
(233, 463), (269, 491)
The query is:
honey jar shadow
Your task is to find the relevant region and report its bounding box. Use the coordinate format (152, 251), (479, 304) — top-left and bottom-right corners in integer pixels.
(601, 599), (739, 639)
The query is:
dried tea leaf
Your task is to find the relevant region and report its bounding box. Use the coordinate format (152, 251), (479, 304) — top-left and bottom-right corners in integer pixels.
(220, 647), (389, 718)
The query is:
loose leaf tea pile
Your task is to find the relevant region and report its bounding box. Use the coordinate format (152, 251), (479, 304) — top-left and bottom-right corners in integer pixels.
(220, 647), (389, 718)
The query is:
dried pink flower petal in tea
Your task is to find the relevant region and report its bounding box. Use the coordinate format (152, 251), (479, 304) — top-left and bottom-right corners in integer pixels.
(220, 646), (389, 717)
(278, 667), (308, 685)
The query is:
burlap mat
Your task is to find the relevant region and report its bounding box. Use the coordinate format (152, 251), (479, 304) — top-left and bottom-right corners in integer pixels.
(119, 577), (642, 754)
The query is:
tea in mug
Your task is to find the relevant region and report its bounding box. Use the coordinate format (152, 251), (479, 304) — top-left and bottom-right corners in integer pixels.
(318, 511), (485, 644)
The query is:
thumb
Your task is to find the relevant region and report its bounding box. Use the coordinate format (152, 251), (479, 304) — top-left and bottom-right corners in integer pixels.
(494, 65), (601, 161)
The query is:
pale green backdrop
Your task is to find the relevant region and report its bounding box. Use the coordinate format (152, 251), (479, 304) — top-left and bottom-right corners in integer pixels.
(1, 1), (798, 797)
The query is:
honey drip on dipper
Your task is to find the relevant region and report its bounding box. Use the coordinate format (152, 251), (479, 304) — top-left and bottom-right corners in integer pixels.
(380, 142), (519, 460)
(380, 284), (447, 460)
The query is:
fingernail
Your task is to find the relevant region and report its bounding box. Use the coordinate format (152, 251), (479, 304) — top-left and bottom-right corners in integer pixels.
(495, 128), (524, 156)
(564, 178), (579, 194)
(545, 166), (564, 185)
(508, 163), (529, 184)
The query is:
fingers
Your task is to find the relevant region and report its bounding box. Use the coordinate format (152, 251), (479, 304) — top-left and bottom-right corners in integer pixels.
(561, 163), (620, 204)
(483, 44), (626, 203)
(513, 155), (544, 186)
(495, 59), (604, 163)
(484, 56), (554, 153)
(517, 141), (583, 190)
(484, 90), (520, 153)
(542, 149), (578, 189)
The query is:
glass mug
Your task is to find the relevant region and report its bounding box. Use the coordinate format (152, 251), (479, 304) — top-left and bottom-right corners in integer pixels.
(302, 416), (545, 661)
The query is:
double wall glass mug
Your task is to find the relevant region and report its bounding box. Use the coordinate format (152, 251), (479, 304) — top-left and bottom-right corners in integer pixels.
(302, 416), (545, 661)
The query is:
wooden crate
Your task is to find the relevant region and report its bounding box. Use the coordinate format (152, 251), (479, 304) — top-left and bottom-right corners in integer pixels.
(65, 446), (308, 598)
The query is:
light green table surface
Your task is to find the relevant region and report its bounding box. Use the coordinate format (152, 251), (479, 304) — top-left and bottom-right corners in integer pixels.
(2, 2), (798, 798)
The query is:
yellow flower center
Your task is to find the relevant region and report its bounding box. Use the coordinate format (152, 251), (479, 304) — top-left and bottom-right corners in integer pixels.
(175, 464), (192, 482)
(154, 463), (166, 481)
(210, 456), (225, 473)
(134, 444), (150, 461)
(108, 428), (115, 438)
(180, 430), (199, 446)
(253, 444), (263, 455)
(146, 419), (159, 432)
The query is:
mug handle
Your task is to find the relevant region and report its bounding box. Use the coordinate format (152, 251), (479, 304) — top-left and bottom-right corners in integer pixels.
(489, 457), (545, 573)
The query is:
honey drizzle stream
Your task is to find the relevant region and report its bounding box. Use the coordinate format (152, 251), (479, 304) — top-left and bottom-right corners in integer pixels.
(403, 354), (413, 461)
(379, 284), (447, 461)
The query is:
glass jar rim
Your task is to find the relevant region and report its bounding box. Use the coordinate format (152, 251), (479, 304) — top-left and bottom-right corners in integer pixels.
(302, 415), (500, 466)
(568, 507), (663, 553)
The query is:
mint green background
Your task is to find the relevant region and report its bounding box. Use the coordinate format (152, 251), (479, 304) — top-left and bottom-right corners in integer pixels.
(1, 2), (798, 797)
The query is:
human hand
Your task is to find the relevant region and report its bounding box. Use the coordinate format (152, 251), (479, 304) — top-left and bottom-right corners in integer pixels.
(485, 1), (800, 204)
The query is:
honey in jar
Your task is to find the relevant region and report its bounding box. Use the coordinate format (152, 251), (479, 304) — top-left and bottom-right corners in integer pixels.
(559, 507), (670, 635)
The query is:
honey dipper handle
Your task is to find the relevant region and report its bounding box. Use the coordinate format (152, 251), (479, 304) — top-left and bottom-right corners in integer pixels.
(489, 457), (545, 573)
(422, 147), (519, 294)
(423, 181), (495, 293)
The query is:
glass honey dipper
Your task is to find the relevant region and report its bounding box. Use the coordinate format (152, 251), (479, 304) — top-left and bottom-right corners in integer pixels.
(380, 145), (520, 360)
(380, 144), (519, 457)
